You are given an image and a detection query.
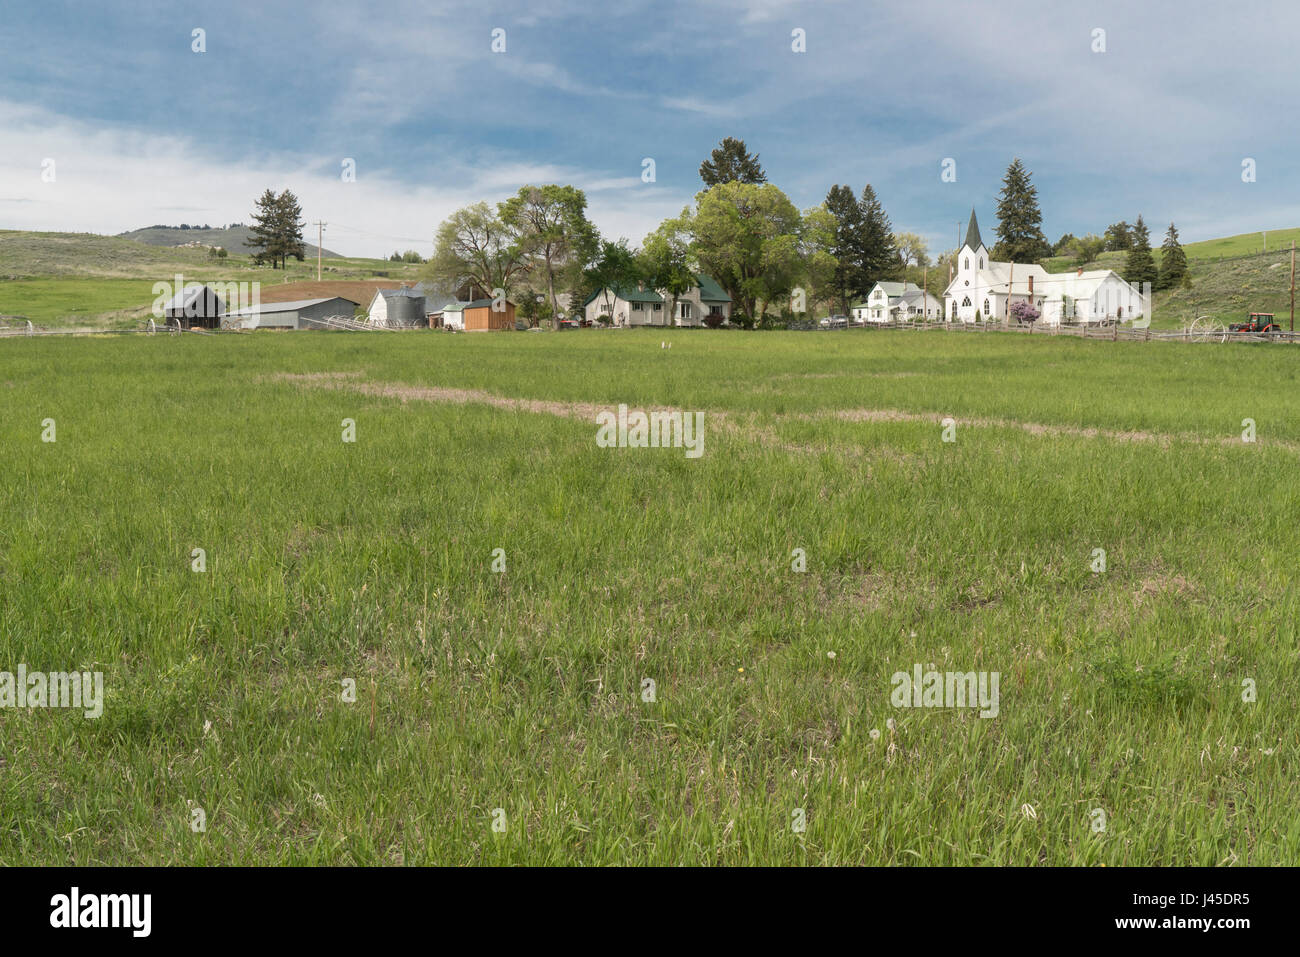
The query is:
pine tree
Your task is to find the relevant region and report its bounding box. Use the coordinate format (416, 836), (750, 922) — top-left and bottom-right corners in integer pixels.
(699, 137), (767, 187)
(992, 158), (1051, 263)
(245, 189), (281, 267)
(824, 184), (868, 313)
(1124, 216), (1159, 290)
(244, 189), (306, 269)
(1156, 222), (1187, 291)
(275, 190), (306, 268)
(859, 184), (898, 285)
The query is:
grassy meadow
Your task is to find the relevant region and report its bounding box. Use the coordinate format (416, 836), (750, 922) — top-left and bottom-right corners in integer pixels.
(0, 230), (422, 327)
(0, 328), (1296, 865)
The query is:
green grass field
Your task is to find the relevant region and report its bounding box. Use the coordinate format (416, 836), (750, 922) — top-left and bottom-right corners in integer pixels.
(0, 328), (1295, 865)
(0, 230), (423, 327)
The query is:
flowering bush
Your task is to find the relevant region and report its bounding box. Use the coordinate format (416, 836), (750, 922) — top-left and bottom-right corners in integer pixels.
(1011, 300), (1040, 324)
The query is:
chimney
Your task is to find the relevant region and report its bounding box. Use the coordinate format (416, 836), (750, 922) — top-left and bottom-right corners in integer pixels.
(1028, 275), (1033, 296)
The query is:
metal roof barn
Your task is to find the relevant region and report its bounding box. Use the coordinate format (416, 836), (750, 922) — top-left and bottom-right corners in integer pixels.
(226, 297), (360, 330)
(162, 285), (225, 329)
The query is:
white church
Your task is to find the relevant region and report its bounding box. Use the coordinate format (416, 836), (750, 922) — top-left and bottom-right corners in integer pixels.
(943, 210), (1149, 326)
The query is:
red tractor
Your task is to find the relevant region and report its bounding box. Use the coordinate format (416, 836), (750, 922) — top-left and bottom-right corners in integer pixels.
(1230, 312), (1282, 333)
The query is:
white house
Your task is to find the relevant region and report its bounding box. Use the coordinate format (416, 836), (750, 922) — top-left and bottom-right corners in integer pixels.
(943, 210), (1149, 326)
(584, 275), (731, 327)
(852, 282), (944, 323)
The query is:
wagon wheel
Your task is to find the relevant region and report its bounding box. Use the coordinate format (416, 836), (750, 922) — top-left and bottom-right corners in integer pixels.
(1188, 315), (1228, 342)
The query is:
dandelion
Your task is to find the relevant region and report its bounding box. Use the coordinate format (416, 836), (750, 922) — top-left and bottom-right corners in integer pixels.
(827, 651), (836, 660)
(869, 728), (880, 741)
(886, 717), (896, 732)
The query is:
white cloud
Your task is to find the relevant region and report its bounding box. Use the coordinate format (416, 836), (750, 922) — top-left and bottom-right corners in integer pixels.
(0, 100), (689, 257)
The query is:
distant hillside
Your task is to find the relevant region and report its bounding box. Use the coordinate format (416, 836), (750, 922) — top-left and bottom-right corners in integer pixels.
(0, 229), (420, 282)
(119, 225), (342, 259)
(1038, 230), (1300, 329)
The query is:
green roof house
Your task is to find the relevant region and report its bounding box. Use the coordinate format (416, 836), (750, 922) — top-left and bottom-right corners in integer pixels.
(584, 275), (731, 327)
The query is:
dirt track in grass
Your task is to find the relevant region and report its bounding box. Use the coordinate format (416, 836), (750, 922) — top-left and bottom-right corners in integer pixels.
(272, 371), (1297, 453)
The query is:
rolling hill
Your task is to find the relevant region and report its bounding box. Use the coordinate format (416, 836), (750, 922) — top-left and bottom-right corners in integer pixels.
(0, 229), (424, 326)
(118, 224), (341, 259)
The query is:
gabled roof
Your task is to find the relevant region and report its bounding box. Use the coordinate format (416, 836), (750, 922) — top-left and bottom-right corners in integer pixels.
(585, 285), (663, 305)
(963, 209), (984, 251)
(227, 296), (359, 316)
(851, 281), (923, 307)
(162, 285), (225, 312)
(695, 274), (731, 302)
(378, 286), (425, 300)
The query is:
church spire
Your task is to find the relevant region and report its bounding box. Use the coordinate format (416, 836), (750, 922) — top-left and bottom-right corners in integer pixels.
(963, 208), (984, 251)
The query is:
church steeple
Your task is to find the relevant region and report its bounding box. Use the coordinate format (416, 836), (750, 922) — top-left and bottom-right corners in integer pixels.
(963, 208), (984, 252)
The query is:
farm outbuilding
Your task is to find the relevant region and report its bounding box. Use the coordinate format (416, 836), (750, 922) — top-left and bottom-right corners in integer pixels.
(162, 284), (225, 329)
(367, 287), (427, 328)
(463, 298), (516, 331)
(440, 303), (467, 330)
(226, 297), (360, 330)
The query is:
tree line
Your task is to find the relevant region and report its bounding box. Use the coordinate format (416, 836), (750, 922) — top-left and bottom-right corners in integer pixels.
(424, 138), (932, 327)
(239, 141), (1192, 311)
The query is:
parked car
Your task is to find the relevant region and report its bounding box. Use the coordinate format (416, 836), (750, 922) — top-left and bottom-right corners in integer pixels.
(819, 315), (849, 329)
(557, 318), (579, 330)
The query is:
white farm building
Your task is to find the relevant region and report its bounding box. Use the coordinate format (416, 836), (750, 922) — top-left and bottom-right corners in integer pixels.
(943, 210), (1149, 326)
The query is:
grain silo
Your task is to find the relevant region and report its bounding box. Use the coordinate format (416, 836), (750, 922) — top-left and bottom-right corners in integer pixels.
(379, 288), (426, 328)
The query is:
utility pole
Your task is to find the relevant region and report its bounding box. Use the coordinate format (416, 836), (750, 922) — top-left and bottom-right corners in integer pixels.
(1007, 264), (1014, 328)
(1291, 240), (1295, 332)
(313, 221), (327, 281)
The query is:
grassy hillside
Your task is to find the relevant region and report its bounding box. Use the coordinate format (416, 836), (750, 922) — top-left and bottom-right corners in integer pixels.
(0, 230), (424, 325)
(1, 330), (1297, 864)
(1182, 228), (1300, 262)
(1038, 230), (1300, 330)
(119, 225), (341, 259)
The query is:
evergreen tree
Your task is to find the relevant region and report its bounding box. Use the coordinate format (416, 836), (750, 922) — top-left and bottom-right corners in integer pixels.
(1104, 221), (1133, 251)
(275, 190), (306, 268)
(859, 184), (898, 284)
(244, 189), (306, 269)
(1156, 222), (1187, 291)
(991, 158), (1051, 262)
(699, 137), (767, 187)
(824, 184), (869, 313)
(1124, 215), (1159, 290)
(245, 189), (281, 267)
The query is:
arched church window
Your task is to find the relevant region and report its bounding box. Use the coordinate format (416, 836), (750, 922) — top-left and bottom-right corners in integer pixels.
(983, 299), (990, 315)
(961, 296), (971, 307)
(964, 257), (970, 270)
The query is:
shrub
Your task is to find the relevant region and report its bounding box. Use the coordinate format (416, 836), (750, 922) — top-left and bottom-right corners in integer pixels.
(1011, 300), (1040, 324)
(703, 313), (726, 329)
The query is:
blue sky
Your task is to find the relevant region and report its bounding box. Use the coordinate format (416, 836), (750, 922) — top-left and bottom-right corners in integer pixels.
(3, 0), (1299, 257)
